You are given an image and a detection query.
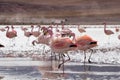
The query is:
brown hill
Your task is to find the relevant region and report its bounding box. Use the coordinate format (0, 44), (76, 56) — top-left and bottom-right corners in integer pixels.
(0, 0), (120, 24)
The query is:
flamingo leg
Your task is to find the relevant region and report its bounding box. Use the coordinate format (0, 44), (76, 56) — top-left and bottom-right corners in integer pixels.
(83, 51), (86, 70)
(61, 54), (65, 74)
(84, 51), (86, 63)
(88, 49), (93, 63)
(58, 53), (70, 69)
(50, 51), (53, 70)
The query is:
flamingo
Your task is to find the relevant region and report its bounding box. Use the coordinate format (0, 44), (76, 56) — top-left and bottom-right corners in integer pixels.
(5, 26), (17, 47)
(115, 27), (120, 41)
(103, 23), (114, 44)
(50, 37), (77, 72)
(11, 25), (17, 46)
(0, 28), (6, 32)
(115, 27), (119, 33)
(31, 25), (41, 37)
(32, 26), (53, 55)
(32, 33), (50, 46)
(21, 26), (32, 45)
(77, 25), (86, 33)
(41, 26), (53, 37)
(11, 25), (17, 35)
(5, 26), (17, 38)
(55, 24), (72, 37)
(75, 35), (97, 63)
(118, 35), (120, 40)
(21, 26), (32, 37)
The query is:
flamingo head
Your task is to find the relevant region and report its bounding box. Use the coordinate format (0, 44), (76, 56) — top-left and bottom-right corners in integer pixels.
(32, 40), (36, 46)
(103, 22), (106, 25)
(31, 25), (34, 28)
(5, 26), (9, 28)
(41, 27), (47, 31)
(11, 25), (14, 29)
(69, 44), (77, 47)
(88, 40), (98, 47)
(0, 44), (4, 47)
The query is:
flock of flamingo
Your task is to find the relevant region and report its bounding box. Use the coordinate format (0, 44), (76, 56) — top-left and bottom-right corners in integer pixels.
(0, 23), (120, 71)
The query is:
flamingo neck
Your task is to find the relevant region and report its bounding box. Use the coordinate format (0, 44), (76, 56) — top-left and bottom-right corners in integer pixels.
(32, 40), (39, 45)
(31, 25), (34, 32)
(62, 24), (64, 30)
(78, 25), (80, 29)
(56, 25), (59, 32)
(104, 23), (106, 32)
(38, 25), (41, 31)
(72, 33), (76, 43)
(6, 26), (9, 32)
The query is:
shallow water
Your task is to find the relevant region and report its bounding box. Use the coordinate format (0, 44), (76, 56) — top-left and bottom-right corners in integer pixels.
(0, 25), (120, 80)
(0, 63), (120, 80)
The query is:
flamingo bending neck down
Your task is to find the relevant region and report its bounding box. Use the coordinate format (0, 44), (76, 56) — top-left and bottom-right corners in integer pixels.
(31, 25), (41, 37)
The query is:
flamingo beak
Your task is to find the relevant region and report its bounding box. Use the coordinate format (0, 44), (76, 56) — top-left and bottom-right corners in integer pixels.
(0, 44), (4, 47)
(89, 41), (97, 44)
(69, 44), (77, 47)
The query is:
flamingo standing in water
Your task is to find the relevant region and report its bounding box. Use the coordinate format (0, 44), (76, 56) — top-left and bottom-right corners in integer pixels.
(115, 27), (119, 33)
(32, 26), (53, 55)
(5, 26), (17, 47)
(21, 26), (32, 45)
(114, 27), (120, 40)
(31, 25), (41, 37)
(50, 37), (77, 72)
(75, 35), (97, 63)
(103, 23), (114, 44)
(5, 26), (17, 38)
(0, 28), (6, 32)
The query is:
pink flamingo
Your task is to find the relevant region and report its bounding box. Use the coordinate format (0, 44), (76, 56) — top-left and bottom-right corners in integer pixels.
(115, 27), (119, 33)
(75, 35), (97, 63)
(21, 26), (32, 37)
(0, 28), (6, 32)
(50, 37), (77, 71)
(11, 25), (17, 35)
(5, 26), (17, 38)
(103, 23), (114, 43)
(32, 27), (53, 55)
(60, 26), (72, 37)
(118, 35), (120, 40)
(32, 34), (50, 46)
(31, 25), (41, 37)
(5, 26), (17, 47)
(41, 26), (53, 37)
(21, 26), (32, 45)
